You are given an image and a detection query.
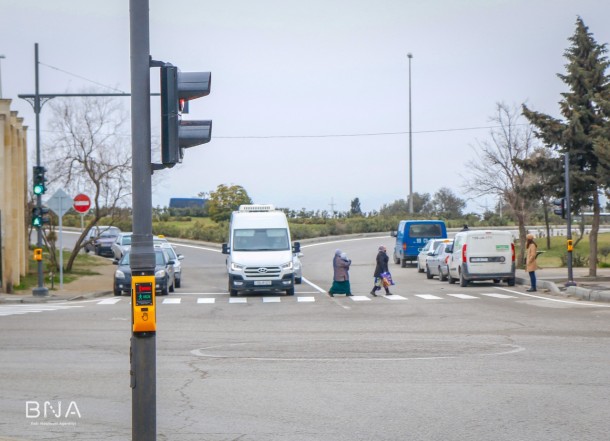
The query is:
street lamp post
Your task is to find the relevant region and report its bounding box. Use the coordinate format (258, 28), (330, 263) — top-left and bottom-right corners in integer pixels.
(0, 55), (6, 98)
(407, 53), (413, 214)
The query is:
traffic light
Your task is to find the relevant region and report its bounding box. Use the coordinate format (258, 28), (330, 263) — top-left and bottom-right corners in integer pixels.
(33, 166), (47, 195)
(160, 65), (212, 167)
(552, 198), (566, 218)
(31, 206), (50, 228)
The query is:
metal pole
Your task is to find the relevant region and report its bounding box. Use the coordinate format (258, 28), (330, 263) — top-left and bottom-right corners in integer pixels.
(565, 152), (576, 286)
(407, 53), (413, 214)
(129, 1), (156, 440)
(32, 43), (48, 297)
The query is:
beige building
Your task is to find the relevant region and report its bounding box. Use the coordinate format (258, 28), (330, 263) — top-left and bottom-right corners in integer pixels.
(0, 98), (28, 293)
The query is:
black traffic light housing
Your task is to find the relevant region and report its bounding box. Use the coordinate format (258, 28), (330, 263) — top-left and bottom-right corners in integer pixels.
(160, 65), (212, 167)
(552, 198), (566, 219)
(31, 206), (50, 228)
(33, 165), (47, 196)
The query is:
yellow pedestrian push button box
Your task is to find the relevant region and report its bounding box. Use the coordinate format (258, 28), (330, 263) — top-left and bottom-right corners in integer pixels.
(132, 276), (156, 333)
(567, 239), (574, 252)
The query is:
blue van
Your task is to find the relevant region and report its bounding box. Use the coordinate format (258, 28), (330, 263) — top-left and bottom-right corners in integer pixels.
(391, 220), (448, 267)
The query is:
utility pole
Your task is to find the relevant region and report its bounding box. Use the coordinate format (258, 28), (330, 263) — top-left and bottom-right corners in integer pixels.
(407, 52), (414, 214)
(564, 152), (576, 287)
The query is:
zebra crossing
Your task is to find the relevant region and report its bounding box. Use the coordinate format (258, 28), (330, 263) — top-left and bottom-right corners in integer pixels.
(0, 303), (84, 317)
(93, 292), (519, 306)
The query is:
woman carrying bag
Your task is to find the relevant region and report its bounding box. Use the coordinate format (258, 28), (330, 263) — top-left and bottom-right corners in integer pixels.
(370, 245), (393, 296)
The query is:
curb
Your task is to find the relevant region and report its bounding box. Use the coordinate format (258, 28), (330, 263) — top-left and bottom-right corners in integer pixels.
(516, 276), (610, 303)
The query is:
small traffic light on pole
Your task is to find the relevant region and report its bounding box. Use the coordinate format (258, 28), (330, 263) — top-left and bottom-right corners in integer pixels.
(160, 64), (212, 167)
(33, 165), (47, 195)
(552, 198), (566, 218)
(31, 206), (50, 228)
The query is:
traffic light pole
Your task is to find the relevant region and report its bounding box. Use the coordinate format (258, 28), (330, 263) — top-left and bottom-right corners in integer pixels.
(32, 43), (48, 297)
(564, 152), (576, 286)
(129, 0), (156, 440)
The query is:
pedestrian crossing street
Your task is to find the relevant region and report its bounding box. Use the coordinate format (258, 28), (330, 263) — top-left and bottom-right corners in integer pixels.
(95, 291), (519, 305)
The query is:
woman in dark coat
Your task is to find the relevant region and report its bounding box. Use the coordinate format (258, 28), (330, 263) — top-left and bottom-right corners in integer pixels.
(329, 249), (352, 296)
(370, 245), (392, 296)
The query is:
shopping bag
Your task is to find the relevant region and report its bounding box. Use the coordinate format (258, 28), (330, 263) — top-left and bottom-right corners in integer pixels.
(380, 271), (395, 287)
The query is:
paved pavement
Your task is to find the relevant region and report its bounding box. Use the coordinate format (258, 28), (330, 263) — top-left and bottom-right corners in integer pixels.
(2, 261), (609, 304)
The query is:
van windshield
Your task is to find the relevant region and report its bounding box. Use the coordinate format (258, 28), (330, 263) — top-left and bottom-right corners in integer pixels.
(409, 224), (443, 238)
(233, 228), (290, 251)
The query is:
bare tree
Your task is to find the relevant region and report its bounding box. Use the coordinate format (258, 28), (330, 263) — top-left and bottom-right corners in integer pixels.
(43, 94), (132, 271)
(464, 103), (539, 266)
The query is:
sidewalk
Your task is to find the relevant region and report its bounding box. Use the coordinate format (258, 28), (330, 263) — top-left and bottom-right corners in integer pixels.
(515, 266), (610, 302)
(0, 260), (114, 304)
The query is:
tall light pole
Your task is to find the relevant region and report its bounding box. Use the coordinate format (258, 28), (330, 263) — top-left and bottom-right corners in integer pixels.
(407, 52), (414, 214)
(0, 55), (6, 98)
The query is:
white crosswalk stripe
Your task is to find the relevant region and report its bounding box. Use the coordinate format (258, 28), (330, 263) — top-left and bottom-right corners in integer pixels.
(162, 298), (181, 304)
(447, 294), (479, 299)
(384, 294), (407, 300)
(0, 304), (83, 317)
(197, 298), (215, 304)
(416, 294), (443, 300)
(98, 298), (122, 305)
(481, 293), (517, 299)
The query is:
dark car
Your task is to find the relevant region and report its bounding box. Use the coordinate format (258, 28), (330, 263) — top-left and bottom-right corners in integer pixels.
(84, 226), (121, 257)
(113, 249), (176, 296)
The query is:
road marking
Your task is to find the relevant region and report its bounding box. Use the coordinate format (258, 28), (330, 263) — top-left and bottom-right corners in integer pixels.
(384, 294), (406, 300)
(229, 298), (247, 304)
(481, 293), (516, 299)
(496, 287), (610, 307)
(349, 296), (371, 302)
(262, 297), (281, 303)
(448, 294), (479, 299)
(98, 298), (122, 305)
(0, 304), (84, 317)
(297, 296), (315, 302)
(416, 294), (443, 300)
(302, 277), (327, 293)
(162, 298), (181, 304)
(197, 298), (215, 304)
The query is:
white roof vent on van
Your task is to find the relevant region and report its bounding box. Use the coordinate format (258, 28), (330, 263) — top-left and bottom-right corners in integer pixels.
(238, 204), (275, 212)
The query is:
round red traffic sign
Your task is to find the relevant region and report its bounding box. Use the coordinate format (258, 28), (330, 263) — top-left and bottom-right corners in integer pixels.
(73, 193), (91, 214)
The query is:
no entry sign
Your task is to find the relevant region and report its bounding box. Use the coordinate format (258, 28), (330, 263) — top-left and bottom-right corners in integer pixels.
(73, 193), (91, 214)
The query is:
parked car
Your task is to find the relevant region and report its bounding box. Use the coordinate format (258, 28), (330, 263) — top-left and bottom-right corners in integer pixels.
(447, 230), (516, 287)
(425, 241), (453, 281)
(156, 243), (184, 288)
(84, 226), (121, 257)
(416, 238), (452, 273)
(113, 248), (176, 296)
(112, 232), (133, 260)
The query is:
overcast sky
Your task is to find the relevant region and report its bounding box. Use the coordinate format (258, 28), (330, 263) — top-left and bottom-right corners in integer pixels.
(1, 0), (609, 214)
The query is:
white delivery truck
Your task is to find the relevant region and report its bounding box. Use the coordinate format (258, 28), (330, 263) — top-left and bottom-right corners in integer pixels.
(447, 230), (516, 287)
(222, 205), (301, 296)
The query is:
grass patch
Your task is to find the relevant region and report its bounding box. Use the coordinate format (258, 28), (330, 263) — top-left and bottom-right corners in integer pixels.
(518, 232), (610, 268)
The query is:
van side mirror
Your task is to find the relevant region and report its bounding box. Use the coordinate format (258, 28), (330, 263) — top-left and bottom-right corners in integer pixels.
(292, 241), (301, 253)
(446, 245), (453, 253)
(222, 243), (230, 255)
(390, 231), (397, 237)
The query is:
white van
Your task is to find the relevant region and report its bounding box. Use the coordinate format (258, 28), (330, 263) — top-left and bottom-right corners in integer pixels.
(222, 205), (301, 296)
(447, 230), (515, 287)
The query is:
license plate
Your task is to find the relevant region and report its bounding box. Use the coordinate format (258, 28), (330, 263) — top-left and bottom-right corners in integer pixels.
(254, 281), (272, 286)
(470, 257), (489, 262)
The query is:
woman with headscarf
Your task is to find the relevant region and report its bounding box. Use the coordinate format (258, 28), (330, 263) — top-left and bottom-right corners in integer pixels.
(370, 245), (392, 296)
(329, 249), (352, 296)
(525, 233), (538, 292)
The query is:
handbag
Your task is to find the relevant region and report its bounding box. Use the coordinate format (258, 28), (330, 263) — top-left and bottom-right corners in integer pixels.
(380, 271), (395, 287)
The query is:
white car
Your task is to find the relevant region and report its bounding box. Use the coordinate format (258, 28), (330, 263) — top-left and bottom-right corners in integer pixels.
(155, 243), (184, 288)
(416, 238), (452, 273)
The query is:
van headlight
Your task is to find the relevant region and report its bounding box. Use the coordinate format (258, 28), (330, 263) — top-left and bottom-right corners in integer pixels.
(231, 262), (245, 272)
(155, 269), (166, 278)
(281, 261), (293, 271)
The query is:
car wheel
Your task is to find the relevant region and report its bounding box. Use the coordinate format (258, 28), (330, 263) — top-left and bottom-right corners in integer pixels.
(440, 268), (448, 282)
(286, 287), (295, 296)
(169, 278), (175, 293)
(175, 277), (181, 288)
(426, 265), (433, 279)
(417, 261), (425, 273)
(493, 279), (500, 284)
(448, 272), (456, 284)
(295, 277), (302, 284)
(228, 278), (238, 297)
(459, 271), (468, 287)
(507, 278), (515, 286)
(393, 253), (400, 264)
(401, 258), (407, 268)
(114, 288), (122, 296)
(95, 246), (101, 256)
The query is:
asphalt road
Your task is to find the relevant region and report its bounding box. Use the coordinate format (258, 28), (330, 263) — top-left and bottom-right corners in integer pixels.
(2, 235), (610, 441)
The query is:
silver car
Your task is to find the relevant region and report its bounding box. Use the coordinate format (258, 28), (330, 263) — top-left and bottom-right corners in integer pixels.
(425, 241), (453, 281)
(156, 243), (184, 288)
(416, 238), (451, 273)
(112, 232), (132, 260)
